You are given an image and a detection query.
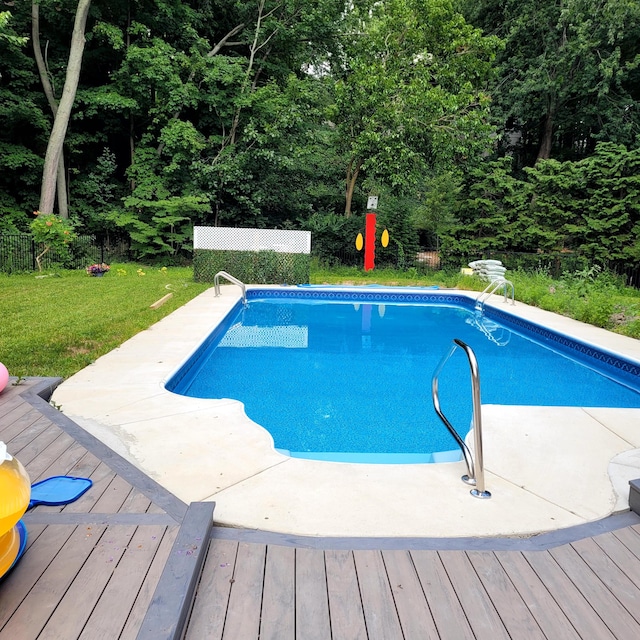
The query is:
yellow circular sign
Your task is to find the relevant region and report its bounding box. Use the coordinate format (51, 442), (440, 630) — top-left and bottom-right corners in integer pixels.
(381, 228), (390, 247)
(355, 233), (364, 251)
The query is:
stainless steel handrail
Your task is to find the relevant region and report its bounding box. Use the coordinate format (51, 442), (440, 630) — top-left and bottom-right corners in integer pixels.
(475, 278), (515, 312)
(432, 339), (491, 499)
(214, 271), (247, 307)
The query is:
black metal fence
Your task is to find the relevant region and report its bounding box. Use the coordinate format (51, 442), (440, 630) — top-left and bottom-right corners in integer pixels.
(319, 247), (640, 287)
(0, 234), (130, 273)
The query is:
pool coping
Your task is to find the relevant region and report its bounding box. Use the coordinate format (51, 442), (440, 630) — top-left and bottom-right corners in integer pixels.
(51, 285), (640, 538)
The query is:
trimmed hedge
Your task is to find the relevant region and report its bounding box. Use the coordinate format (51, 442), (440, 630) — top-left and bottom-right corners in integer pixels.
(193, 249), (310, 284)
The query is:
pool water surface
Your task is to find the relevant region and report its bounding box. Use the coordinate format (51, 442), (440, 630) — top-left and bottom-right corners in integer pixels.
(167, 291), (640, 462)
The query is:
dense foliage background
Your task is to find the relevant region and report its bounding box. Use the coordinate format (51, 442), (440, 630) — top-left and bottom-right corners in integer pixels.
(1, 0), (639, 269)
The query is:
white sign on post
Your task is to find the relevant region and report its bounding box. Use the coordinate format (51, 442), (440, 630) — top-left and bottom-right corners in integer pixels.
(367, 196), (379, 210)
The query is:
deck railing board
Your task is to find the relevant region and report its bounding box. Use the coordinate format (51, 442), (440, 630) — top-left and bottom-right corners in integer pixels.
(325, 549), (369, 640)
(259, 544), (296, 640)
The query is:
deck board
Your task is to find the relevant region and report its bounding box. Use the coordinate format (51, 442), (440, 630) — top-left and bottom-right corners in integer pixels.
(260, 545), (296, 640)
(549, 543), (640, 638)
(74, 523), (169, 639)
(353, 549), (404, 640)
(493, 550), (582, 639)
(184, 538), (237, 639)
(411, 550), (476, 639)
(0, 380), (186, 640)
(382, 549), (438, 640)
(466, 551), (546, 639)
(523, 548), (618, 639)
(4, 379), (640, 640)
(296, 548), (332, 640)
(118, 526), (179, 640)
(220, 542), (266, 639)
(325, 549), (368, 640)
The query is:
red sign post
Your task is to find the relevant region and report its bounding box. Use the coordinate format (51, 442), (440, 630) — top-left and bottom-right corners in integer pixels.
(364, 212), (376, 271)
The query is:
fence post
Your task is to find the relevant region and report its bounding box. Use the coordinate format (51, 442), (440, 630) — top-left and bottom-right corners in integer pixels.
(31, 237), (36, 271)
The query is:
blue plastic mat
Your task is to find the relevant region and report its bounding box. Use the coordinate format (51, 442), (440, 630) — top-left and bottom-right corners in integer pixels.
(29, 476), (92, 509)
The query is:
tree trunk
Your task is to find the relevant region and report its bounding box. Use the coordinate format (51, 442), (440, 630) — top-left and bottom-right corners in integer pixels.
(345, 158), (362, 217)
(39, 0), (91, 215)
(32, 2), (69, 218)
(536, 106), (555, 162)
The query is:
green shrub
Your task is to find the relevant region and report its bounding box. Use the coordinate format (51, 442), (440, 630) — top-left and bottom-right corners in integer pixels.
(193, 249), (310, 284)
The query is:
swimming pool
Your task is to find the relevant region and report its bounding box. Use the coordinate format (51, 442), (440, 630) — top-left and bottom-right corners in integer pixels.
(167, 288), (640, 463)
(51, 284), (640, 536)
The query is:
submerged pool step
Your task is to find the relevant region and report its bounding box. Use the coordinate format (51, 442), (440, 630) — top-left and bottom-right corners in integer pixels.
(276, 449), (462, 464)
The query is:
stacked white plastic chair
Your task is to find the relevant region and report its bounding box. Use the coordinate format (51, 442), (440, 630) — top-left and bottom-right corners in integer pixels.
(468, 259), (507, 282)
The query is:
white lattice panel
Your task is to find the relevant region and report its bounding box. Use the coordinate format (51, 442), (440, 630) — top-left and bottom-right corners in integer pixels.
(194, 227), (311, 254)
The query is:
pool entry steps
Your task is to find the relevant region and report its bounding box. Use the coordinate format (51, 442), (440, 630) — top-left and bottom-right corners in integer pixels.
(432, 339), (491, 499)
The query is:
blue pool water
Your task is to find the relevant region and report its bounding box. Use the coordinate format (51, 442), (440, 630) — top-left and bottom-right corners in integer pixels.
(167, 289), (640, 462)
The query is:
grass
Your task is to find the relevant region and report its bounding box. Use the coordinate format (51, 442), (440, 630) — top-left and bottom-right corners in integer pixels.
(1, 261), (638, 381)
(0, 263), (210, 378)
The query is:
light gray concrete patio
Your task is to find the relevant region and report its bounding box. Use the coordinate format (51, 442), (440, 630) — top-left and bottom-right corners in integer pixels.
(51, 285), (640, 538)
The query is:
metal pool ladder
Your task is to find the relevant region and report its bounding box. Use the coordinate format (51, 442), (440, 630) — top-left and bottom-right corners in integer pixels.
(214, 271), (247, 307)
(475, 278), (515, 313)
(432, 339), (491, 499)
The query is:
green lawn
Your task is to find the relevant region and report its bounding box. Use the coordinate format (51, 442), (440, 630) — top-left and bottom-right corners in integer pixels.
(1, 262), (638, 380)
(0, 264), (210, 378)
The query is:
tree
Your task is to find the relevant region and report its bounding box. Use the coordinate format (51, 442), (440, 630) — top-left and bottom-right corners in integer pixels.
(463, 0), (640, 164)
(38, 0), (91, 215)
(0, 11), (27, 47)
(334, 0), (501, 215)
(32, 2), (69, 218)
(30, 212), (76, 271)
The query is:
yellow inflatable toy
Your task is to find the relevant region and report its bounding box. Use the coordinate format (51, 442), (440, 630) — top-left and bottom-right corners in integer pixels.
(0, 441), (30, 578)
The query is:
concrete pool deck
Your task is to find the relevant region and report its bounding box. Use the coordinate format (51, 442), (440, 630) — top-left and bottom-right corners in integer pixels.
(51, 285), (640, 538)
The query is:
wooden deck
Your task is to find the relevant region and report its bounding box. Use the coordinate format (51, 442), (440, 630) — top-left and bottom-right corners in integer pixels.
(3, 378), (640, 639)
